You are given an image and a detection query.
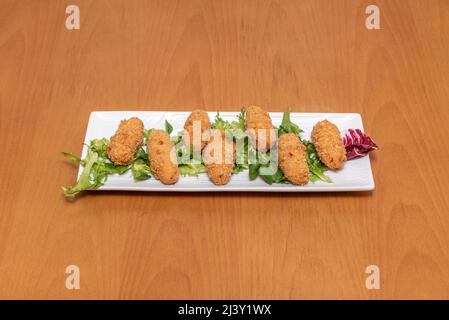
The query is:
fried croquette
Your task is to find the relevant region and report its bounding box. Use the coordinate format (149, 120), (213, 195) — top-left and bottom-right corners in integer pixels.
(183, 109), (211, 150)
(107, 117), (144, 166)
(311, 120), (346, 170)
(245, 105), (276, 151)
(203, 129), (235, 185)
(147, 129), (180, 185)
(278, 133), (309, 185)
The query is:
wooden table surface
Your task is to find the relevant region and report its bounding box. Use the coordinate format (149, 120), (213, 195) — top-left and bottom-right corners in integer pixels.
(1, 0), (449, 300)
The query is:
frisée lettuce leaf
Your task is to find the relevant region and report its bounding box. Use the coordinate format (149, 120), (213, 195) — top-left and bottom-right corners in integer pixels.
(179, 162), (206, 176)
(62, 136), (145, 198)
(131, 147), (151, 181)
(210, 109), (248, 174)
(62, 148), (100, 198)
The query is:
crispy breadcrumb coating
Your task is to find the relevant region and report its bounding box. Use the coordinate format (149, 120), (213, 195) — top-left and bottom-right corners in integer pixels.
(311, 120), (346, 170)
(147, 129), (180, 185)
(203, 129), (235, 185)
(107, 117), (144, 166)
(245, 105), (276, 151)
(278, 133), (309, 185)
(183, 109), (211, 150)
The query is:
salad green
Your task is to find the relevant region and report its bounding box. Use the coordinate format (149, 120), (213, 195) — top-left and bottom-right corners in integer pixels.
(62, 139), (131, 198)
(278, 108), (303, 136)
(245, 109), (331, 184)
(210, 110), (248, 174)
(62, 108), (335, 198)
(303, 140), (332, 183)
(131, 148), (151, 181)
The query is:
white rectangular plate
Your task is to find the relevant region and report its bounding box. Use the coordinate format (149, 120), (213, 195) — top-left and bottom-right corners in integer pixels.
(79, 111), (375, 192)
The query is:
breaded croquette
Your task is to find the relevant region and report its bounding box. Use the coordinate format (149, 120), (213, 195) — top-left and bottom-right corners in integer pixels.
(311, 120), (346, 170)
(183, 109), (211, 150)
(147, 129), (180, 185)
(278, 133), (309, 185)
(203, 129), (235, 185)
(245, 105), (276, 151)
(107, 117), (144, 166)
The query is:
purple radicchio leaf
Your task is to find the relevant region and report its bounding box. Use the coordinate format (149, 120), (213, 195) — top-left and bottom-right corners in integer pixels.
(342, 129), (378, 160)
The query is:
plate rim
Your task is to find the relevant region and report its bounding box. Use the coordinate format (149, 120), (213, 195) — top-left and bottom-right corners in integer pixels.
(78, 110), (375, 192)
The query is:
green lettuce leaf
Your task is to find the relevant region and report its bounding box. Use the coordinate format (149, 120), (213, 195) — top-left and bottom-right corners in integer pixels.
(172, 132), (183, 145)
(131, 147), (151, 181)
(303, 140), (332, 183)
(211, 112), (231, 130)
(89, 138), (109, 158)
(249, 163), (261, 180)
(179, 162), (206, 177)
(232, 164), (247, 174)
(62, 152), (82, 165)
(260, 166), (287, 185)
(132, 159), (151, 181)
(247, 145), (287, 184)
(278, 108), (303, 136)
(62, 135), (146, 198)
(165, 120), (173, 135)
(211, 109), (247, 139)
(208, 110), (249, 175)
(144, 129), (152, 145)
(62, 148), (100, 199)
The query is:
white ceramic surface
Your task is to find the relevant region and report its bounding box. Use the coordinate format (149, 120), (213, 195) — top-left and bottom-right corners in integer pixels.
(78, 111), (375, 192)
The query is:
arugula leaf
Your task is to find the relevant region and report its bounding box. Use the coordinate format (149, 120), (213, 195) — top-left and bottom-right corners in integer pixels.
(260, 167), (287, 185)
(247, 148), (287, 184)
(232, 164), (247, 175)
(249, 163), (260, 180)
(303, 140), (332, 183)
(258, 150), (287, 184)
(165, 120), (173, 135)
(278, 108), (303, 136)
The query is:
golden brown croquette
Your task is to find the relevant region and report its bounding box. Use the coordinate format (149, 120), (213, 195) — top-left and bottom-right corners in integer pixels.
(183, 109), (211, 150)
(278, 133), (309, 185)
(311, 120), (346, 170)
(147, 129), (180, 185)
(203, 129), (235, 185)
(245, 106), (276, 151)
(107, 117), (144, 166)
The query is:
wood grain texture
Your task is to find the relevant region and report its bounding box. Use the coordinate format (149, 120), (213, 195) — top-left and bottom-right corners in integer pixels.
(1, 0), (449, 299)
